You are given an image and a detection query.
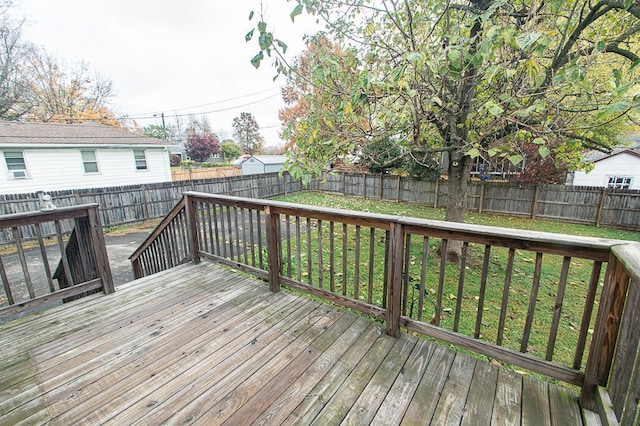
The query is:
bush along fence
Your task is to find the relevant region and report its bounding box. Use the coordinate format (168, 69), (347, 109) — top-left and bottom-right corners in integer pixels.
(310, 172), (640, 231)
(0, 173), (303, 244)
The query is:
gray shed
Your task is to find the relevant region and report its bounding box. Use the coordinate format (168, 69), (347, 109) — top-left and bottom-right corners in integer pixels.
(241, 155), (286, 175)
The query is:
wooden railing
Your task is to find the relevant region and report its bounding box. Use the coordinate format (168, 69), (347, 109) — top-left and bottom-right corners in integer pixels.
(0, 204), (114, 321)
(130, 192), (640, 421)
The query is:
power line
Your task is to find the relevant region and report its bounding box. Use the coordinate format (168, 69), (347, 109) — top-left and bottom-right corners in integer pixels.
(124, 87), (283, 119)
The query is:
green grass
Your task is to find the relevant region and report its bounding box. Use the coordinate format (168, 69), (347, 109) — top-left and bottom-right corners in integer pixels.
(271, 191), (640, 377)
(274, 191), (640, 241)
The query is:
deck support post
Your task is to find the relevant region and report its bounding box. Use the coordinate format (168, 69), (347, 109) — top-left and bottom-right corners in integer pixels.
(386, 222), (404, 338)
(185, 194), (200, 264)
(581, 254), (629, 409)
(265, 206), (281, 292)
(87, 206), (115, 294)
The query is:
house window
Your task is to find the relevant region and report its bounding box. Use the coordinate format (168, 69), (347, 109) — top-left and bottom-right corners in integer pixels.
(81, 150), (99, 173)
(211, 153), (219, 159)
(134, 149), (147, 170)
(3, 151), (28, 179)
(607, 176), (632, 189)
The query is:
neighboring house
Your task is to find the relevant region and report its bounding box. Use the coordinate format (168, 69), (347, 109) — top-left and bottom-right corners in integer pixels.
(569, 141), (640, 189)
(203, 152), (225, 164)
(0, 121), (174, 195)
(241, 155), (286, 175)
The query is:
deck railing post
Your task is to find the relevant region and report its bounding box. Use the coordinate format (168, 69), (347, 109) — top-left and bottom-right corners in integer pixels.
(265, 206), (281, 292)
(386, 221), (404, 338)
(185, 194), (200, 264)
(581, 253), (630, 409)
(87, 206), (115, 294)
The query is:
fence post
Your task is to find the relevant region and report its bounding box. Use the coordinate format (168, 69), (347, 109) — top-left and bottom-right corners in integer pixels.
(531, 185), (539, 219)
(581, 253), (630, 409)
(87, 206), (115, 294)
(479, 183), (485, 214)
(141, 185), (150, 220)
(386, 221), (404, 338)
(265, 206), (281, 292)
(433, 180), (439, 208)
(185, 194), (200, 264)
(596, 188), (607, 227)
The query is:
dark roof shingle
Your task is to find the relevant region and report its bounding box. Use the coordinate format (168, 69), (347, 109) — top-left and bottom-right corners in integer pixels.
(0, 121), (173, 146)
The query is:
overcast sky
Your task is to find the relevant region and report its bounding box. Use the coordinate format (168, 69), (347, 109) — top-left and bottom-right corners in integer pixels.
(15, 1), (318, 145)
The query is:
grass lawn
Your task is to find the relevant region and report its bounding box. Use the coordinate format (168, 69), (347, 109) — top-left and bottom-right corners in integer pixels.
(271, 191), (640, 377)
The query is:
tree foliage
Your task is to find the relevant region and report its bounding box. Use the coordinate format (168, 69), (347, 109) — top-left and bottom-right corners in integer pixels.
(221, 139), (243, 161)
(184, 117), (221, 162)
(250, 1), (640, 230)
(0, 4), (118, 125)
(232, 111), (264, 155)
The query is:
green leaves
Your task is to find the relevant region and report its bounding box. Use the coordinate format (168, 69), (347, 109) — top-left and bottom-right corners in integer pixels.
(483, 101), (503, 117)
(516, 32), (541, 50)
(245, 29), (254, 42)
(290, 3), (303, 22)
(251, 51), (264, 69)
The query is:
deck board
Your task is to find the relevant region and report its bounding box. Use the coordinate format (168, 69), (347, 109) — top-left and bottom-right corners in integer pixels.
(0, 262), (595, 425)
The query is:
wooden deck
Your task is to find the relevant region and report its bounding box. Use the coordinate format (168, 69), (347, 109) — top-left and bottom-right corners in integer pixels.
(1, 262), (598, 425)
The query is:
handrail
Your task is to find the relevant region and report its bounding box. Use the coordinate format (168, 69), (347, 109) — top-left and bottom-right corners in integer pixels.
(130, 191), (640, 419)
(129, 197), (190, 279)
(0, 203), (114, 321)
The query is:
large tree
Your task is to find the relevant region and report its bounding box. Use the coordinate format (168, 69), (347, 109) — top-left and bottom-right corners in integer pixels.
(184, 116), (221, 162)
(22, 46), (117, 125)
(250, 0), (640, 260)
(232, 111), (264, 155)
(0, 5), (31, 119)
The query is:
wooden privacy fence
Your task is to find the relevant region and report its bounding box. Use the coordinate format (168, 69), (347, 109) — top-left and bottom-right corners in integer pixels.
(0, 204), (114, 321)
(0, 173), (303, 245)
(312, 172), (640, 231)
(131, 191), (640, 423)
(171, 166), (240, 181)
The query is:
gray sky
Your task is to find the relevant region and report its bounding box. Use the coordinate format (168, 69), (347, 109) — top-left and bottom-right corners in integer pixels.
(16, 0), (318, 145)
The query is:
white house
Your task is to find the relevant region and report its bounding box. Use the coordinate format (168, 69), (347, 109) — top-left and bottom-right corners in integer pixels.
(0, 121), (174, 195)
(570, 145), (640, 189)
(241, 155), (287, 176)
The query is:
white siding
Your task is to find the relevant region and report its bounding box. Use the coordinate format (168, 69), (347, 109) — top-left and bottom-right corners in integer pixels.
(0, 147), (171, 195)
(572, 152), (640, 189)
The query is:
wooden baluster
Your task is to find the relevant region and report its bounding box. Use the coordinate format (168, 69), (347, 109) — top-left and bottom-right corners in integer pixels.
(475, 245), (491, 339)
(265, 206), (280, 292)
(574, 261), (602, 370)
(329, 221), (335, 292)
(402, 234), (411, 317)
(318, 220), (323, 289)
(546, 256), (571, 361)
(368, 228), (375, 305)
(417, 237), (430, 322)
(521, 252), (543, 353)
(35, 223), (55, 292)
(354, 225), (360, 299)
(453, 242), (468, 331)
(497, 248), (515, 346)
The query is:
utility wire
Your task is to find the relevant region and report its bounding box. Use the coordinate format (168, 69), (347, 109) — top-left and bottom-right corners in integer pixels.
(124, 87), (283, 119)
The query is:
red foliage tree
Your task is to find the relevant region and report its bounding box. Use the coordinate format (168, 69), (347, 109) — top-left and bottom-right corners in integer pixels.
(510, 143), (568, 185)
(185, 133), (221, 162)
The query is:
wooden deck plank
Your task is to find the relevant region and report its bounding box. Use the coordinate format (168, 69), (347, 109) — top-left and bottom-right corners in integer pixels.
(341, 333), (416, 425)
(430, 352), (477, 425)
(283, 321), (385, 425)
(522, 373), (552, 426)
(370, 339), (436, 426)
(38, 285), (271, 419)
(549, 383), (583, 425)
(492, 368), (523, 426)
(217, 311), (359, 425)
(251, 316), (372, 426)
(460, 359), (500, 426)
(164, 306), (348, 425)
(401, 344), (456, 425)
(0, 262), (595, 426)
(2, 273), (258, 421)
(59, 295), (313, 424)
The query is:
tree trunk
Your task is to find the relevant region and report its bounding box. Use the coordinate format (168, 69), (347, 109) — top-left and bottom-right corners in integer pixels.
(444, 152), (470, 263)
